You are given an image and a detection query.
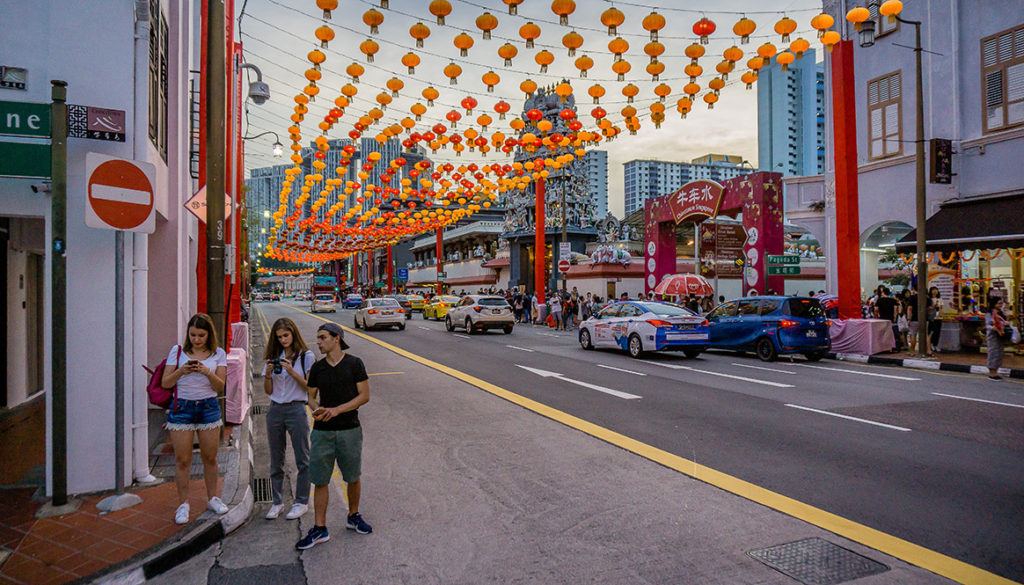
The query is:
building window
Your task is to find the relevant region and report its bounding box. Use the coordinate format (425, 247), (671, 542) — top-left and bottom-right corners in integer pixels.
(868, 4), (899, 37)
(867, 71), (902, 160)
(148, 0), (168, 160)
(981, 24), (1024, 133)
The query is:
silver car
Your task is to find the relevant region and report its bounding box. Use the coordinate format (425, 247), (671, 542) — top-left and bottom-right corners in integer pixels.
(445, 295), (514, 334)
(310, 293), (336, 313)
(354, 298), (406, 330)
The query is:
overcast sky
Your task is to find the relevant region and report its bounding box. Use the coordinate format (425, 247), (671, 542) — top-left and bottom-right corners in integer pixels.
(238, 0), (822, 217)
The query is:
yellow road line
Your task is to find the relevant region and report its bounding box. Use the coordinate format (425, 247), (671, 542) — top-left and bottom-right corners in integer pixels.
(369, 372), (405, 376)
(280, 303), (1018, 585)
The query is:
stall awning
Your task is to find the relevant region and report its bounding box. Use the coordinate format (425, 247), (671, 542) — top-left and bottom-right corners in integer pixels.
(895, 193), (1024, 253)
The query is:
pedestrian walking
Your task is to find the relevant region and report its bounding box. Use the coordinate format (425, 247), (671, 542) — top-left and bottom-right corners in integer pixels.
(296, 322), (372, 550)
(531, 291), (540, 324)
(927, 287), (943, 352)
(513, 293), (524, 323)
(986, 297), (1009, 381)
(161, 313), (229, 525)
(263, 318), (316, 521)
(550, 293), (563, 330)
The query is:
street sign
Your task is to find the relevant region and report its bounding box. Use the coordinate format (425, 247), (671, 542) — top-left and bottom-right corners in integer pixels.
(558, 259), (570, 273)
(437, 271), (447, 279)
(84, 153), (156, 233)
(68, 105), (126, 142)
(559, 241), (571, 259)
(184, 186), (233, 223)
(396, 268), (409, 281)
(0, 66), (28, 90)
(0, 142), (50, 178)
(0, 101), (50, 137)
(766, 255), (800, 265)
(767, 265), (801, 276)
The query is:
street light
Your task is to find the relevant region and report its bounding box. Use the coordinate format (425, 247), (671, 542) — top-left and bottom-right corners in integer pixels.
(847, 0), (929, 355)
(243, 130), (284, 158)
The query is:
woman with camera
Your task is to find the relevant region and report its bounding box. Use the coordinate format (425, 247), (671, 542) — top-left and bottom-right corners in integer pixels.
(263, 318), (316, 520)
(161, 313), (228, 524)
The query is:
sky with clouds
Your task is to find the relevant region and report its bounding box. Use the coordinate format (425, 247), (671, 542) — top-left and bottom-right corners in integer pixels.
(238, 0), (823, 217)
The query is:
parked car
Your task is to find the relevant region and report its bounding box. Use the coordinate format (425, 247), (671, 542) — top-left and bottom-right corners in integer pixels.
(445, 295), (514, 334)
(354, 298), (406, 330)
(342, 293), (364, 309)
(423, 295), (461, 320)
(406, 294), (426, 313)
(578, 300), (709, 358)
(384, 294), (413, 319)
(705, 296), (831, 361)
(311, 294), (336, 313)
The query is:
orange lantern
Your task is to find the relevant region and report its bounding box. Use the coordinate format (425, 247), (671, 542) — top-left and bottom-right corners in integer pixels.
(410, 22), (431, 48)
(520, 79), (538, 96)
(704, 92), (718, 109)
(601, 6), (624, 36)
(503, 0), (524, 15)
(879, 0), (903, 23)
(476, 12), (498, 39)
(620, 105), (637, 119)
(642, 11), (666, 41)
(845, 7), (871, 30)
(401, 52), (420, 74)
(588, 84), (605, 104)
(608, 37), (629, 62)
(386, 77), (404, 97)
(562, 31), (583, 57)
(621, 83), (639, 103)
(821, 30), (841, 52)
(453, 33), (474, 57)
(346, 62), (365, 83)
(411, 103), (427, 121)
(789, 37), (811, 59)
(498, 43), (518, 66)
(315, 25), (335, 48)
(708, 77), (725, 94)
(317, 0), (338, 19)
(715, 59), (735, 79)
(303, 84), (319, 100)
(612, 59), (631, 82)
(376, 92), (392, 110)
(646, 60), (665, 81)
(482, 70), (501, 92)
(535, 50), (554, 73)
(304, 68), (321, 86)
(575, 55), (594, 78)
(774, 16), (797, 42)
(653, 83), (671, 102)
(775, 51), (795, 71)
(556, 81), (573, 102)
(362, 9), (383, 34)
(746, 57), (765, 72)
(551, 0), (576, 26)
(733, 17), (756, 44)
(341, 84), (358, 98)
(741, 70), (758, 89)
(684, 63), (703, 83)
(422, 86), (439, 106)
(685, 42), (705, 65)
(693, 17), (716, 44)
(477, 114), (493, 130)
(519, 22), (541, 48)
(676, 97), (692, 118)
(307, 49), (326, 71)
(811, 13), (835, 38)
(683, 82), (701, 98)
(429, 0), (452, 25)
(644, 41), (665, 63)
(359, 39), (379, 62)
(757, 42), (777, 66)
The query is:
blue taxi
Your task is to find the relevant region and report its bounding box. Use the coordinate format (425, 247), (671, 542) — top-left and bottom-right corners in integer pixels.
(579, 301), (710, 359)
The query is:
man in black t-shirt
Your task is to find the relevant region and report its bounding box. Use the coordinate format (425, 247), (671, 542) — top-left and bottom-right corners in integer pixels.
(873, 287), (901, 351)
(295, 322), (372, 551)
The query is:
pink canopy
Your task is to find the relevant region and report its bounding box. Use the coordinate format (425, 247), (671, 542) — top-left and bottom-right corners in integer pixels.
(653, 273), (714, 297)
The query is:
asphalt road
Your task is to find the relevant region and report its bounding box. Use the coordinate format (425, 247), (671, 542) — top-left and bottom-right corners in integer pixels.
(257, 299), (1024, 582)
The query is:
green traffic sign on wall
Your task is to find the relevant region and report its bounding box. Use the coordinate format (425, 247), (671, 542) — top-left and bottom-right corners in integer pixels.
(1, 101), (50, 137)
(0, 141), (50, 178)
(766, 254), (800, 265)
(767, 265), (801, 276)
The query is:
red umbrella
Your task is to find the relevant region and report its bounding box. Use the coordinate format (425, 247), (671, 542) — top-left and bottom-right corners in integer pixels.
(653, 273), (714, 297)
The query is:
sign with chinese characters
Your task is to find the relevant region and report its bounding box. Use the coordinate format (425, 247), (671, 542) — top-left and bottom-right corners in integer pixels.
(0, 66), (27, 90)
(929, 138), (952, 184)
(667, 180), (725, 224)
(699, 222), (746, 277)
(68, 105), (126, 142)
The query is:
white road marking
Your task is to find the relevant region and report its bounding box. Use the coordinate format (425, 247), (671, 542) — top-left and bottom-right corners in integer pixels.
(931, 392), (1024, 409)
(648, 362), (794, 388)
(418, 326), (431, 330)
(785, 404), (912, 432)
(730, 362), (797, 375)
(792, 363), (920, 381)
(597, 364), (647, 376)
(515, 365), (641, 399)
(506, 345), (535, 352)
(453, 334), (471, 339)
(538, 333), (561, 337)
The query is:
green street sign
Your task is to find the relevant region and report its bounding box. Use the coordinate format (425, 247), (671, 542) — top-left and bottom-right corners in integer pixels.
(767, 265), (801, 276)
(0, 141), (50, 178)
(1, 101), (50, 137)
(766, 254), (800, 265)
(437, 271), (447, 279)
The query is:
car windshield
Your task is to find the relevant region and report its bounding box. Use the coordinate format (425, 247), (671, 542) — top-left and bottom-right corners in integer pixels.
(315, 295), (333, 301)
(407, 295), (423, 300)
(635, 302), (695, 316)
(438, 296), (461, 303)
(783, 298), (826, 318)
(478, 298), (509, 306)
(347, 294), (362, 299)
(389, 295), (408, 301)
(372, 299), (400, 307)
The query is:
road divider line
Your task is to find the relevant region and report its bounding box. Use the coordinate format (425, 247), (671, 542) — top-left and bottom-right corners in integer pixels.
(452, 334), (471, 339)
(931, 392), (1024, 409)
(648, 362), (794, 388)
(793, 363), (921, 381)
(730, 362), (797, 375)
(368, 372), (405, 377)
(596, 364), (647, 376)
(785, 404), (911, 432)
(280, 303), (1013, 585)
(516, 365), (641, 400)
(506, 345), (535, 352)
(418, 326), (431, 330)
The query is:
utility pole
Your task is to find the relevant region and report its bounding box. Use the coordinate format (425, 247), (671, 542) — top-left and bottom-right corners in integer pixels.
(50, 80), (68, 506)
(534, 178), (546, 305)
(205, 0), (226, 341)
(560, 181), (567, 293)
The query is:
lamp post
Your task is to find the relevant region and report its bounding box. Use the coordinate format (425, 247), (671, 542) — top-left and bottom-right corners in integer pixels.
(242, 130), (284, 158)
(847, 1), (928, 355)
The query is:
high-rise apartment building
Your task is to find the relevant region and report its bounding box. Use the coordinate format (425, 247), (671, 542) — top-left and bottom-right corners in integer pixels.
(757, 48), (825, 176)
(582, 150), (609, 219)
(623, 154), (752, 215)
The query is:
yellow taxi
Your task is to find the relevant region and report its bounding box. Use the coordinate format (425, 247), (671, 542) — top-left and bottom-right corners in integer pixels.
(407, 294), (426, 313)
(423, 295), (462, 320)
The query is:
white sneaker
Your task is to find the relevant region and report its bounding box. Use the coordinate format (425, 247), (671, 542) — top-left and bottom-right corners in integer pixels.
(207, 496), (229, 515)
(174, 503), (190, 525)
(265, 503), (284, 520)
(285, 503), (308, 520)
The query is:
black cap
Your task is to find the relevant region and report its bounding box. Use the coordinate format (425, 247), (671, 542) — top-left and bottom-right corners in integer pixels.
(318, 322), (349, 349)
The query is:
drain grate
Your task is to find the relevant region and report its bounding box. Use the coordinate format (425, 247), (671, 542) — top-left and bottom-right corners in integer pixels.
(748, 538), (889, 585)
(251, 404), (267, 415)
(251, 477), (273, 503)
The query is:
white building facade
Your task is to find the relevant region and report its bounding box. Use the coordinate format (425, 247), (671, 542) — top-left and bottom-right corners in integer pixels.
(623, 154), (752, 215)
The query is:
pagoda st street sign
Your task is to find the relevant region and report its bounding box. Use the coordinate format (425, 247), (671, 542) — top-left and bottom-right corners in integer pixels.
(1, 101), (50, 137)
(766, 254), (800, 276)
(766, 255), (800, 265)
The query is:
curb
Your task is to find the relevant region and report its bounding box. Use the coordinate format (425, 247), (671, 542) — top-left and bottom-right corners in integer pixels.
(829, 352), (1024, 379)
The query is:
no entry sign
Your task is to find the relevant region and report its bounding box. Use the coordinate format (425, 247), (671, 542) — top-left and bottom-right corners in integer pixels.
(85, 153), (156, 233)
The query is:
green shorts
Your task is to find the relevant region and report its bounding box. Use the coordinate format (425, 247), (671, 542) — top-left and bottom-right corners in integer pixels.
(309, 427), (363, 486)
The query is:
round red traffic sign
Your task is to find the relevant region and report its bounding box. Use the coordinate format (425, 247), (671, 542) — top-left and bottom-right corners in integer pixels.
(87, 160), (154, 230)
(558, 259), (571, 273)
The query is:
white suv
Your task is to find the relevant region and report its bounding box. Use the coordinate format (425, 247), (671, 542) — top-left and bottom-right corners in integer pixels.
(445, 295), (514, 334)
(311, 294), (336, 313)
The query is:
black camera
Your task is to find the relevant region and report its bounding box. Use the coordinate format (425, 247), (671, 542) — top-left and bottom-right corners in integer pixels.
(271, 358), (283, 374)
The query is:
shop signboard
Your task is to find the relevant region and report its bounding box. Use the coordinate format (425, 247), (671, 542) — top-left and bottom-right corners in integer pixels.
(396, 268), (409, 281)
(699, 222), (745, 277)
(668, 180), (724, 224)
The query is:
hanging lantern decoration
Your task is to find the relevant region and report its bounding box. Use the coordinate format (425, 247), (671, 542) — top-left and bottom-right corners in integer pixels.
(746, 57), (764, 73)
(494, 100), (511, 119)
(341, 83), (358, 98)
(575, 54), (594, 78)
(451, 33), (474, 57)
(359, 39), (380, 62)
(810, 13), (835, 38)
(845, 7), (870, 30)
(535, 50), (554, 73)
(684, 63), (703, 83)
(723, 45), (744, 67)
(708, 77), (725, 95)
(757, 42), (777, 67)
(590, 106), (606, 120)
(642, 11), (666, 41)
(644, 41), (665, 64)
(741, 70), (758, 89)
(401, 52), (420, 74)
(386, 77), (404, 97)
(307, 49), (326, 71)
(520, 79), (538, 96)
(411, 103), (427, 121)
(879, 0), (903, 23)
(422, 86), (439, 106)
(555, 81), (573, 102)
(612, 59), (631, 82)
(362, 9), (384, 34)
(789, 37), (811, 59)
(410, 22), (431, 48)
(704, 92), (718, 109)
(715, 60), (734, 79)
(461, 96), (478, 115)
(376, 92), (392, 111)
(677, 97), (692, 119)
(653, 83), (672, 102)
(503, 0), (524, 15)
(498, 43), (518, 66)
(346, 62), (365, 83)
(588, 84), (605, 104)
(685, 42), (705, 66)
(774, 16), (797, 42)
(683, 82), (701, 102)
(619, 83), (638, 103)
(646, 60), (666, 81)
(476, 12), (498, 39)
(650, 104), (666, 128)
(821, 30), (841, 52)
(733, 17), (756, 44)
(526, 108), (544, 125)
(446, 110), (462, 129)
(304, 68), (321, 88)
(562, 31), (584, 57)
(693, 17), (716, 44)
(429, 0), (452, 25)
(443, 62), (462, 85)
(601, 7), (624, 36)
(315, 25), (335, 48)
(482, 71), (501, 92)
(303, 83), (319, 101)
(608, 37), (629, 62)
(551, 0), (576, 26)
(317, 0), (338, 19)
(775, 51), (795, 71)
(519, 22), (541, 49)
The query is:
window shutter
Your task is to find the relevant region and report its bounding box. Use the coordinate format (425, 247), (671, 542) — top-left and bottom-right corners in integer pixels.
(890, 73), (901, 99)
(870, 108), (883, 140)
(1016, 28), (1024, 58)
(884, 104), (900, 155)
(868, 80), (879, 106)
(998, 32), (1013, 62)
(1007, 62), (1024, 101)
(986, 70), (1005, 106)
(983, 37), (999, 67)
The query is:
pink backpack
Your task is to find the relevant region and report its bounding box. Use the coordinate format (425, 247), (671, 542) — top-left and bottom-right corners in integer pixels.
(143, 346), (181, 409)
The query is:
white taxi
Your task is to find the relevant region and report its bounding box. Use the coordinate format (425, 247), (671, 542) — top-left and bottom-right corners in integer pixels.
(578, 301), (710, 359)
(354, 298), (406, 330)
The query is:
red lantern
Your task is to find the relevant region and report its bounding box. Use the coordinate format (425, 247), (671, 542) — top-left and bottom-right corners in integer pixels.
(693, 17), (716, 44)
(349, 130), (361, 140)
(568, 120), (583, 131)
(559, 108), (577, 121)
(461, 96), (478, 114)
(526, 108), (543, 122)
(494, 100), (511, 120)
(591, 107), (607, 119)
(433, 123), (448, 135)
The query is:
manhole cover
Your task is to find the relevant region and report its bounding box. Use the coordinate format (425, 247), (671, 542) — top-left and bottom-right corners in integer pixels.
(251, 477), (273, 503)
(748, 538), (889, 585)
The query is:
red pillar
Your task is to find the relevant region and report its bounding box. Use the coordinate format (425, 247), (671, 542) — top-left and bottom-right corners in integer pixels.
(435, 228), (444, 294)
(386, 246), (393, 293)
(831, 41), (862, 319)
(534, 178), (546, 304)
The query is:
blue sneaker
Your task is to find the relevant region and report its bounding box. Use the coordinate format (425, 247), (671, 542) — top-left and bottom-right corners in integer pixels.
(346, 512), (372, 534)
(296, 526), (330, 550)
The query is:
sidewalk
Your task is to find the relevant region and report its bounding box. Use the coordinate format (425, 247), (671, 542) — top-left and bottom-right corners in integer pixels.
(830, 346), (1024, 379)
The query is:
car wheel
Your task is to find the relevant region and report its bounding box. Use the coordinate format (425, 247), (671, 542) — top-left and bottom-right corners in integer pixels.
(465, 318), (475, 334)
(804, 351), (825, 362)
(503, 325), (513, 334)
(579, 328), (593, 350)
(354, 316), (360, 329)
(423, 311), (428, 320)
(756, 337), (778, 362)
(628, 334), (644, 359)
(445, 316), (455, 332)
(398, 323), (406, 331)
(683, 348), (702, 359)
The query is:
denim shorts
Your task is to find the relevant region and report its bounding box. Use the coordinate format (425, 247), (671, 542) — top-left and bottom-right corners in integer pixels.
(166, 397), (223, 431)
